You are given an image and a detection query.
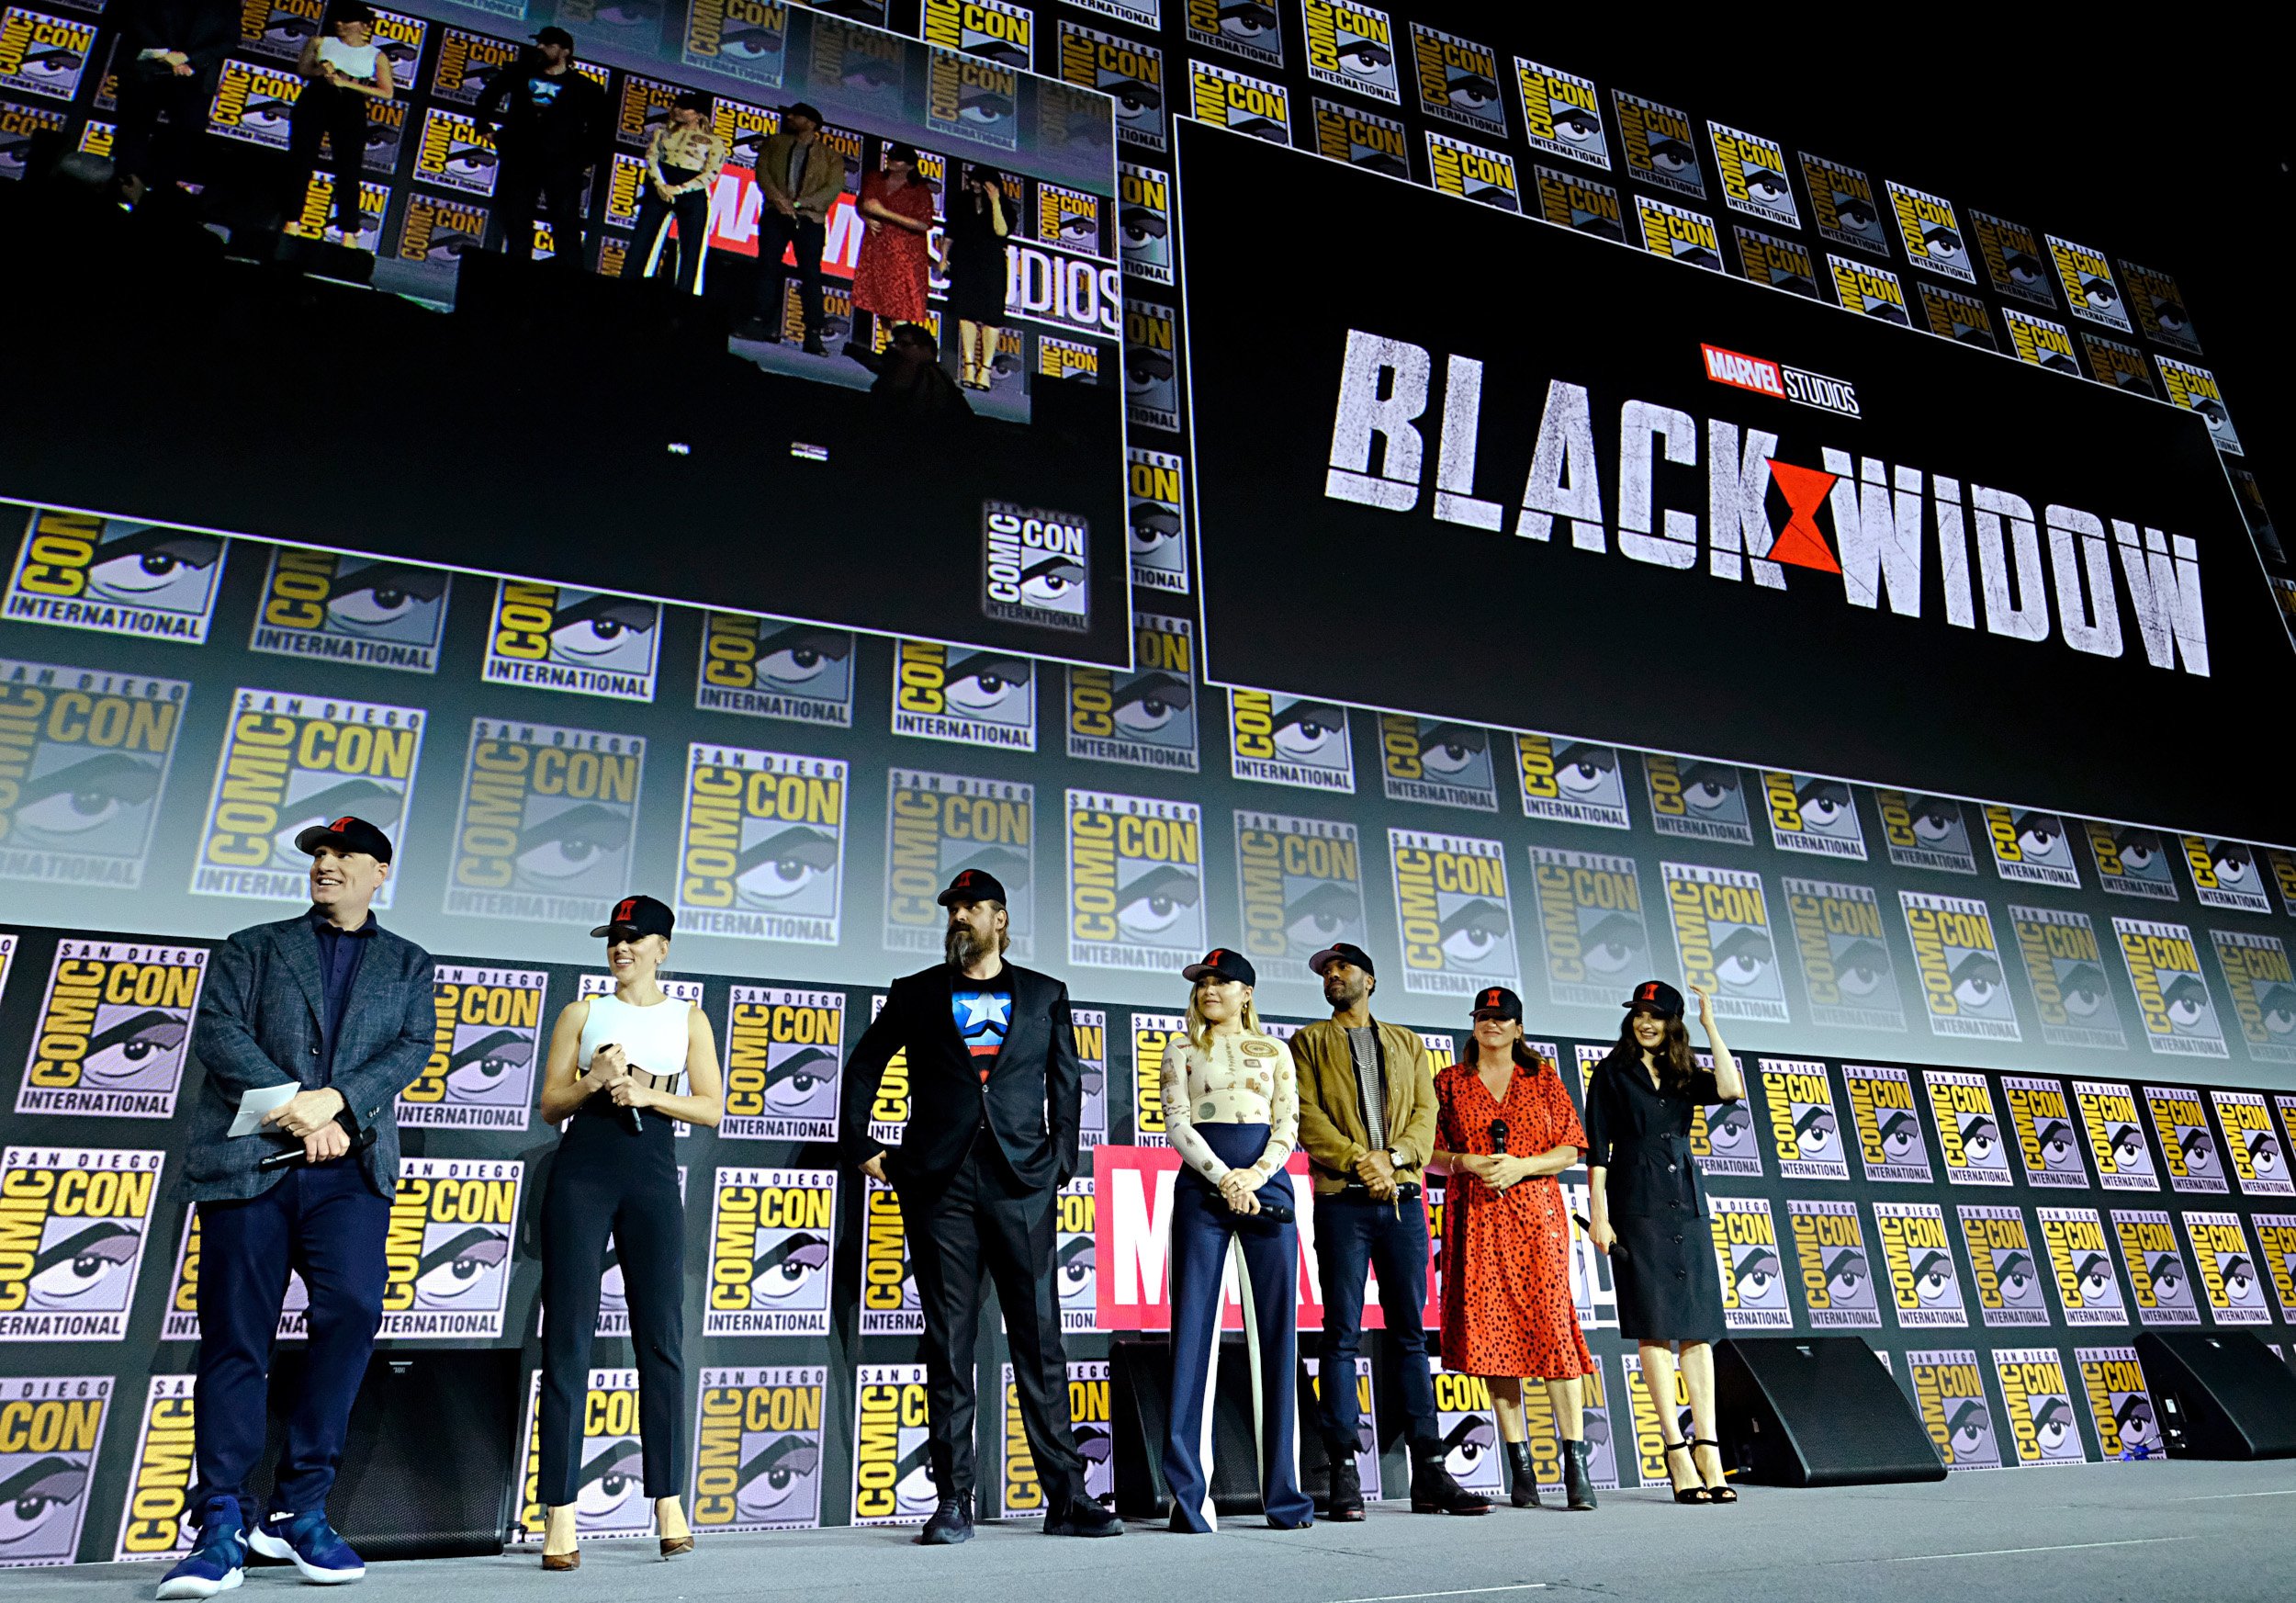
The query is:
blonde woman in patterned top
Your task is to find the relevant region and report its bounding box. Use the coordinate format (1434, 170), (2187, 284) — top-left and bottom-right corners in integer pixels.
(1159, 948), (1314, 1532)
(633, 92), (727, 294)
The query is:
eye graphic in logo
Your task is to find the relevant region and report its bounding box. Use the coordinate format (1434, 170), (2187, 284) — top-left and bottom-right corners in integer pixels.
(2003, 247), (2045, 288)
(1105, 74), (1161, 125)
(1906, 796), (1961, 847)
(422, 228), (479, 264)
(894, 1433), (939, 1516)
(1706, 1101), (1753, 1155)
(1075, 1420), (1115, 1505)
(1994, 1248), (2041, 1306)
(1826, 1247), (1869, 1304)
(735, 1432), (821, 1523)
(2034, 1118), (2082, 1174)
(2256, 984), (2296, 1041)
(1733, 1245), (1784, 1305)
(1945, 1398), (1993, 1462)
(445, 1027), (533, 1102)
(589, 0), (659, 36)
(2032, 1394), (2079, 1459)
(28, 1219), (141, 1310)
(2159, 975), (2212, 1032)
(1334, 32), (1391, 83)
(1832, 192), (1878, 234)
(1875, 1108), (1920, 1161)
(946, 653), (1031, 723)
(1218, 1), (1277, 41)
(1675, 762), (1739, 816)
(550, 597), (656, 671)
(749, 1230), (830, 1308)
(1440, 898), (1510, 969)
(764, 1045), (838, 1117)
(1445, 66), (1497, 112)
(1919, 223), (1962, 261)
(2106, 1124), (2152, 1176)
(327, 563), (447, 641)
(1285, 880), (1359, 955)
(755, 625), (851, 697)
(736, 827), (839, 913)
(2245, 1129), (2284, 1178)
(81, 1005), (190, 1089)
(1125, 344), (1174, 396)
(0, 1453), (88, 1557)
(576, 1437), (644, 1523)
(1270, 703), (1345, 765)
(1019, 552), (1086, 614)
(2209, 844), (2258, 890)
(1439, 1412), (1492, 1482)
(1057, 1234), (1095, 1304)
(271, 777), (401, 867)
(1579, 912), (1643, 978)
(1834, 938), (1890, 999)
(1111, 672), (1190, 740)
(415, 1226), (509, 1307)
(1909, 1249), (1956, 1304)
(1553, 743), (1618, 800)
(84, 529), (221, 609)
(2077, 274), (2118, 310)
(2014, 812), (2063, 859)
(1791, 779), (1851, 831)
(1711, 925), (1773, 994)
(1054, 208), (1097, 247)
(1742, 164), (1787, 207)
(2147, 1252), (2191, 1305)
(2221, 1252), (2259, 1304)
(1119, 203), (1166, 254)
(2177, 1127), (2214, 1173)
(516, 802), (629, 888)
(2113, 1393), (2155, 1449)
(1793, 1103), (1837, 1157)
(2072, 1252), (2121, 1308)
(2059, 962), (2110, 1019)
(1548, 99), (1598, 145)
(15, 45), (83, 89)
(1643, 135), (1694, 178)
(1118, 863), (1200, 946)
(1959, 1113), (2003, 1168)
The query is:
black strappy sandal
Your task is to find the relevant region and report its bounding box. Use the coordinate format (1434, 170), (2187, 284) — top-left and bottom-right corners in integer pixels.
(1662, 1440), (1711, 1504)
(1691, 1439), (1738, 1503)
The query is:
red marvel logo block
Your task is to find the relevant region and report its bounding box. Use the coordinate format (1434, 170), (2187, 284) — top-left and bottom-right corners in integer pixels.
(1701, 343), (1785, 398)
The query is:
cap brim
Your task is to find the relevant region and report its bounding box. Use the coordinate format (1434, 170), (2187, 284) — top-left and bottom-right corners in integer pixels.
(1180, 963), (1216, 981)
(1307, 948), (1369, 977)
(294, 825), (386, 862)
(590, 922), (643, 939)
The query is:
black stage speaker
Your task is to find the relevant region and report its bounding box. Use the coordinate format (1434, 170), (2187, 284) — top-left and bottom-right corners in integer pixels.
(454, 247), (733, 359)
(1714, 1336), (1946, 1486)
(2136, 1332), (2296, 1459)
(250, 1349), (523, 1559)
(1109, 1336), (1329, 1518)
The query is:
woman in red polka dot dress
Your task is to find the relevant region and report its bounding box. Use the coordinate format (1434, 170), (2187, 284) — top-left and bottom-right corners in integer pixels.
(1433, 987), (1598, 1513)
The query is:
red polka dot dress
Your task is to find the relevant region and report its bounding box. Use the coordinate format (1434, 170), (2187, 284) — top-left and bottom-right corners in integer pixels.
(1435, 1060), (1595, 1380)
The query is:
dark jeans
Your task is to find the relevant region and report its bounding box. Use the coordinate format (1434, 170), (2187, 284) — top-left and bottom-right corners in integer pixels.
(496, 154), (588, 267)
(631, 165), (712, 294)
(1312, 1191), (1439, 1453)
(191, 1161), (390, 1520)
(285, 82), (368, 235)
(537, 1111), (686, 1504)
(114, 62), (218, 191)
(752, 208), (825, 333)
(896, 1131), (1083, 1504)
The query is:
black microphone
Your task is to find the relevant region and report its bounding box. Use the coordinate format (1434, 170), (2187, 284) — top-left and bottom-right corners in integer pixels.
(1489, 1119), (1509, 1155)
(259, 1122), (377, 1172)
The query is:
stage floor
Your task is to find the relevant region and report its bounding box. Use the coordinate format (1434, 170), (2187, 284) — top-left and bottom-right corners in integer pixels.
(32, 1461), (2294, 1603)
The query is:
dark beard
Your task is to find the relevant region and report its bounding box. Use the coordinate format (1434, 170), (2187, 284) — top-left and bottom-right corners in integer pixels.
(945, 922), (993, 970)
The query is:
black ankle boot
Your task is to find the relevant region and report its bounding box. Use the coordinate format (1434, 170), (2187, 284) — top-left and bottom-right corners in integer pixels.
(1409, 1441), (1492, 1516)
(1562, 1439), (1597, 1511)
(1324, 1455), (1365, 1521)
(1503, 1440), (1540, 1508)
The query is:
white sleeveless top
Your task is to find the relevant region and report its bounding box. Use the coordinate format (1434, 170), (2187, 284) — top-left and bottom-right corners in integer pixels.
(579, 992), (692, 1091)
(316, 38), (381, 79)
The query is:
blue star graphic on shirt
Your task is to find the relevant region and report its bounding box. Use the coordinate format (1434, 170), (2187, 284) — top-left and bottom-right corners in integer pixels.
(961, 991), (1010, 1030)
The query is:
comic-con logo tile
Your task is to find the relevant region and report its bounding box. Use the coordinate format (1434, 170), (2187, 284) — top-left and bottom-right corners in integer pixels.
(999, 1358), (1113, 1517)
(1613, 89), (1701, 198)
(2110, 1209), (2200, 1326)
(1301, 0), (1396, 102)
(482, 581), (659, 703)
(859, 1174), (919, 1336)
(2075, 1347), (2160, 1458)
(512, 1368), (653, 1543)
(1994, 1348), (2086, 1466)
(249, 548), (448, 675)
(1841, 1064), (1932, 1185)
(5, 509), (223, 645)
(1392, 829), (1517, 998)
(850, 1363), (935, 1525)
(1526, 848), (1648, 1010)
(883, 770), (1033, 960)
(391, 190), (488, 266)
(1513, 58), (1605, 171)
(1782, 878), (1904, 1033)
(2070, 1080), (2157, 1191)
(2002, 1076), (2088, 1189)
(1757, 1059), (1847, 1181)
(675, 744), (846, 944)
(1733, 226), (1818, 297)
(1231, 692), (1354, 794)
(1920, 1070), (2012, 1187)
(2212, 931), (2296, 1066)
(1707, 122), (1795, 229)
(1919, 282), (1997, 349)
(2252, 1214), (2296, 1324)
(443, 719), (642, 926)
(1188, 57), (1287, 141)
(110, 1375), (194, 1563)
(2211, 1088), (2292, 1195)
(1643, 753), (1749, 843)
(1981, 805), (2080, 888)
(1508, 735), (1624, 830)
(1406, 22), (1501, 139)
(0, 1373), (110, 1567)
(1635, 195), (1721, 271)
(1058, 22), (1162, 152)
(681, 0), (789, 89)
(1883, 179), (1972, 283)
(924, 0), (1030, 72)
(411, 103), (497, 194)
(1873, 790), (1975, 875)
(2182, 1211), (2267, 1325)
(1425, 130), (1518, 211)
(0, 8), (97, 101)
(696, 614), (855, 728)
(1708, 1195), (1791, 1330)
(2082, 820), (2178, 901)
(1662, 862), (1784, 1023)
(2046, 234), (2131, 331)
(1957, 1204), (2050, 1328)
(1069, 615), (1197, 773)
(1827, 254), (1909, 324)
(2179, 835), (2271, 913)
(690, 1366), (827, 1535)
(378, 1158), (520, 1338)
(208, 56), (305, 150)
(1309, 95), (1407, 176)
(1797, 152), (1885, 256)
(0, 1146), (163, 1340)
(982, 504), (1090, 633)
(2143, 1084), (2228, 1194)
(2005, 904), (2124, 1051)
(1970, 209), (2055, 307)
(1181, 0), (1278, 65)
(2003, 307), (2081, 375)
(1426, 1362), (1504, 1496)
(1067, 791), (1203, 971)
(1235, 811), (1364, 987)
(1125, 299), (1179, 433)
(2113, 919), (2227, 1058)
(396, 966), (546, 1133)
(719, 987), (842, 1144)
(2117, 260), (2200, 355)
(1534, 163), (1625, 243)
(926, 41), (1019, 152)
(2083, 333), (2155, 395)
(1117, 164), (1172, 287)
(1785, 1199), (1880, 1329)
(1125, 448), (1186, 591)
(1379, 716), (1495, 812)
(892, 639), (1037, 751)
(2036, 1207), (2126, 1326)
(189, 688), (424, 908)
(1761, 775), (1865, 862)
(705, 1168), (836, 1338)
(1875, 1208), (1964, 1329)
(15, 943), (206, 1120)
(0, 660), (186, 890)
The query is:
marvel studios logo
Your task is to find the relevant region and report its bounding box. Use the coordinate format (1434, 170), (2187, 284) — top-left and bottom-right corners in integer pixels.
(1700, 344), (1861, 418)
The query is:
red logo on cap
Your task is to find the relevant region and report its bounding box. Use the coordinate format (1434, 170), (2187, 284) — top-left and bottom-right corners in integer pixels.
(332, 816), (355, 831)
(957, 871), (976, 886)
(1209, 949), (1225, 965)
(615, 897), (636, 922)
(1637, 982), (1660, 1001)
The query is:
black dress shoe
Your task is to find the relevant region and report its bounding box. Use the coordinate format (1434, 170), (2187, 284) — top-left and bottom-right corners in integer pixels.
(1045, 1497), (1123, 1537)
(920, 1494), (974, 1545)
(1562, 1439), (1598, 1511)
(1409, 1445), (1492, 1516)
(1324, 1457), (1366, 1522)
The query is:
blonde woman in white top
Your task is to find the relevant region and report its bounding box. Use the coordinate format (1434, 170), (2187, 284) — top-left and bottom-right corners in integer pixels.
(1160, 948), (1315, 1532)
(287, 3), (395, 243)
(634, 91), (727, 294)
(534, 896), (723, 1569)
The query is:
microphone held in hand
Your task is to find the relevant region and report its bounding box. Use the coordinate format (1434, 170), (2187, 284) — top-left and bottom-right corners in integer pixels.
(258, 1122), (377, 1172)
(1489, 1119), (1509, 1155)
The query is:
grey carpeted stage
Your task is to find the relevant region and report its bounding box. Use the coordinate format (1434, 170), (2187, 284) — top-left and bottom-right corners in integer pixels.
(28, 1462), (2294, 1603)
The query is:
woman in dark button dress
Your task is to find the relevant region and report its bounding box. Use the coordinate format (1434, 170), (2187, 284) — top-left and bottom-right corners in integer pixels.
(1582, 979), (1744, 1505)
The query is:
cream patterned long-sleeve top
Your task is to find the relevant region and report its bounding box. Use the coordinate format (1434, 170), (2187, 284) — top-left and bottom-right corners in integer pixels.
(1161, 1029), (1299, 1185)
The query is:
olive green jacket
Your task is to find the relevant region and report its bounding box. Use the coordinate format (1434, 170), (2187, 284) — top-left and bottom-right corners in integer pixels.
(1289, 1016), (1440, 1194)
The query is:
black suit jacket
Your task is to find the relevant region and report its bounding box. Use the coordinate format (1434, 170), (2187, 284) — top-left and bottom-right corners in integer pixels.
(842, 962), (1082, 1191)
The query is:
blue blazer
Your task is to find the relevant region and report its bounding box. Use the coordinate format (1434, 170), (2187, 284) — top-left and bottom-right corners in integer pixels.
(185, 914), (437, 1202)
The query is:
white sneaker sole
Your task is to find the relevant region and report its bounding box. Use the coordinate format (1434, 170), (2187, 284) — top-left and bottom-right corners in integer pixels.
(155, 1566), (242, 1600)
(248, 1529), (366, 1584)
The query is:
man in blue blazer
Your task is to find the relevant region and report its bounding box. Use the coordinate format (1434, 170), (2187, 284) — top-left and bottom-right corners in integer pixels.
(160, 817), (436, 1600)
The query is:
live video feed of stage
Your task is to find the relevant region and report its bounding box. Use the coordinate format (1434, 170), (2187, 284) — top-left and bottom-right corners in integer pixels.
(0, 0), (2293, 1574)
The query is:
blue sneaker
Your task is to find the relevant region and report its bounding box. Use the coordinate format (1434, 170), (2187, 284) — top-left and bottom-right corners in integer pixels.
(156, 1499), (246, 1599)
(249, 1509), (366, 1584)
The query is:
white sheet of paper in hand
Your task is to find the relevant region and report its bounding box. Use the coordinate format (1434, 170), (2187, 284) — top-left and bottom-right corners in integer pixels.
(228, 1082), (300, 1138)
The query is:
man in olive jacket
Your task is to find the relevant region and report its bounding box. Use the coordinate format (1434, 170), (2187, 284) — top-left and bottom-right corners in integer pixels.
(741, 99), (848, 350)
(1291, 943), (1489, 1518)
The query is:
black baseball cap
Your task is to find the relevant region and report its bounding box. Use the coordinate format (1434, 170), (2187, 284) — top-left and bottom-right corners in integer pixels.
(937, 866), (1007, 907)
(591, 894), (674, 941)
(534, 25), (574, 47)
(1470, 986), (1522, 1022)
(1308, 942), (1375, 978)
(783, 100), (826, 125)
(1182, 947), (1255, 986)
(295, 815), (393, 864)
(1624, 979), (1685, 1019)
